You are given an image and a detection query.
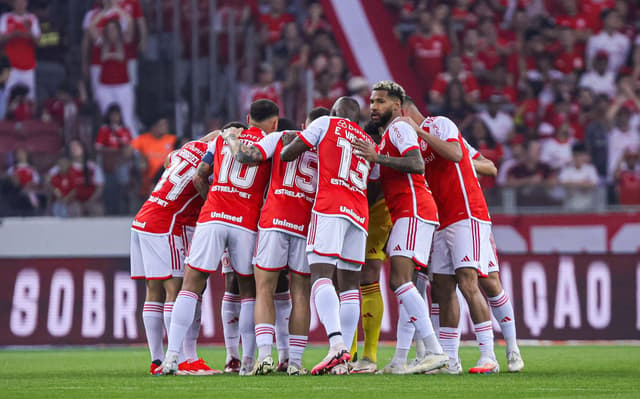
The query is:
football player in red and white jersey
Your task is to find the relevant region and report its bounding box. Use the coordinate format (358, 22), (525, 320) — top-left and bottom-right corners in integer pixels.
(280, 97), (374, 375)
(463, 141), (525, 372)
(353, 81), (447, 375)
(130, 131), (218, 375)
(400, 97), (499, 374)
(223, 107), (330, 376)
(156, 100), (278, 376)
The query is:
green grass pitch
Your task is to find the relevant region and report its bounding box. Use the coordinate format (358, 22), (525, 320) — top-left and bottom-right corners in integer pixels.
(1, 345), (639, 399)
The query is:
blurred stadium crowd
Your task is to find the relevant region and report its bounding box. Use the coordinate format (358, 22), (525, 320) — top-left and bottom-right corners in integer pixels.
(0, 0), (639, 218)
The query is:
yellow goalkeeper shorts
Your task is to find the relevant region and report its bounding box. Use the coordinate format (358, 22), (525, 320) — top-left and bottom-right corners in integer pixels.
(365, 199), (392, 261)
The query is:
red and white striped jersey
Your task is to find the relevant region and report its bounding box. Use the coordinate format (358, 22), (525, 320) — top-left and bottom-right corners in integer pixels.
(132, 140), (207, 235)
(419, 116), (490, 229)
(297, 116), (373, 231)
(254, 131), (317, 238)
(378, 118), (438, 224)
(198, 127), (272, 232)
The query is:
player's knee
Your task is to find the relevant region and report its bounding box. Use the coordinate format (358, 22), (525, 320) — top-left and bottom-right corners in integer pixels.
(145, 281), (165, 302)
(480, 273), (502, 297)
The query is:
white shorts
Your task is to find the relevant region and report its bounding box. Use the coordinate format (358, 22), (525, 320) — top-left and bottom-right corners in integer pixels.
(254, 229), (309, 276)
(306, 213), (367, 271)
(488, 231), (499, 274)
(429, 219), (492, 277)
(130, 226), (193, 280)
(186, 222), (257, 276)
(386, 217), (437, 267)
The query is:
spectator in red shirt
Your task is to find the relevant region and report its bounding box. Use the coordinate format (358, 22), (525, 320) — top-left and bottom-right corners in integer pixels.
(116, 0), (147, 88)
(96, 104), (133, 215)
(94, 18), (137, 136)
(303, 2), (330, 37)
(0, 0), (40, 116)
(554, 0), (593, 42)
(242, 62), (283, 116)
(506, 139), (558, 206)
(430, 54), (480, 107)
(465, 116), (504, 191)
(48, 156), (77, 217)
(42, 83), (80, 127)
(259, 0), (295, 45)
(614, 146), (640, 204)
(48, 139), (104, 217)
(554, 27), (585, 76)
(6, 84), (34, 121)
(407, 10), (451, 93)
(312, 71), (334, 109)
(5, 147), (43, 214)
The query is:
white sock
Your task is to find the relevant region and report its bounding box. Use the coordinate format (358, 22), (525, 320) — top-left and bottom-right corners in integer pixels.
(240, 298), (256, 363)
(430, 303), (440, 339)
(167, 291), (198, 354)
(222, 292), (241, 362)
(416, 272), (429, 302)
(182, 297), (201, 361)
(488, 290), (519, 353)
(289, 335), (307, 368)
(162, 302), (174, 337)
(474, 321), (496, 360)
(274, 291), (292, 363)
(142, 301), (164, 362)
(339, 290), (360, 354)
(394, 304), (413, 365)
(312, 278), (343, 348)
(394, 282), (437, 342)
(439, 327), (460, 362)
(255, 323), (275, 361)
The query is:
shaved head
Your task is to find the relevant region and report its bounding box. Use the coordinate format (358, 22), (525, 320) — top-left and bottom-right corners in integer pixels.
(330, 96), (360, 123)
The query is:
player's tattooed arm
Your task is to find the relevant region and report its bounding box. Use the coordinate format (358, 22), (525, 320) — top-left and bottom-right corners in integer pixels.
(222, 127), (264, 164)
(353, 139), (424, 174)
(193, 160), (213, 199)
(234, 145), (264, 164)
(281, 137), (310, 162)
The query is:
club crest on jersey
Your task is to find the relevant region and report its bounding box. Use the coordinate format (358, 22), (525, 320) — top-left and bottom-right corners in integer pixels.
(338, 119), (348, 128)
(379, 139), (386, 151)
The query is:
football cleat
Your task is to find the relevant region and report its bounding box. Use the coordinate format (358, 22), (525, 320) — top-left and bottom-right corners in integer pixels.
(149, 360), (162, 375)
(425, 358), (463, 375)
(182, 358), (221, 375)
(310, 344), (350, 375)
(507, 351), (524, 373)
(405, 352), (448, 374)
(154, 353), (179, 375)
(286, 364), (309, 376)
(330, 363), (349, 375)
(251, 355), (276, 376)
(224, 357), (241, 373)
(239, 358), (254, 376)
(276, 358), (289, 372)
(376, 362), (408, 375)
(350, 358), (377, 374)
(468, 357), (500, 374)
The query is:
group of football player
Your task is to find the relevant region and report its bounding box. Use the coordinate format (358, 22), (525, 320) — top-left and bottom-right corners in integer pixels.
(130, 79), (525, 377)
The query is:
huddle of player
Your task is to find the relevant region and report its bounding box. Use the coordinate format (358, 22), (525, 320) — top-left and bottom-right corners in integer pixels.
(130, 80), (525, 376)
